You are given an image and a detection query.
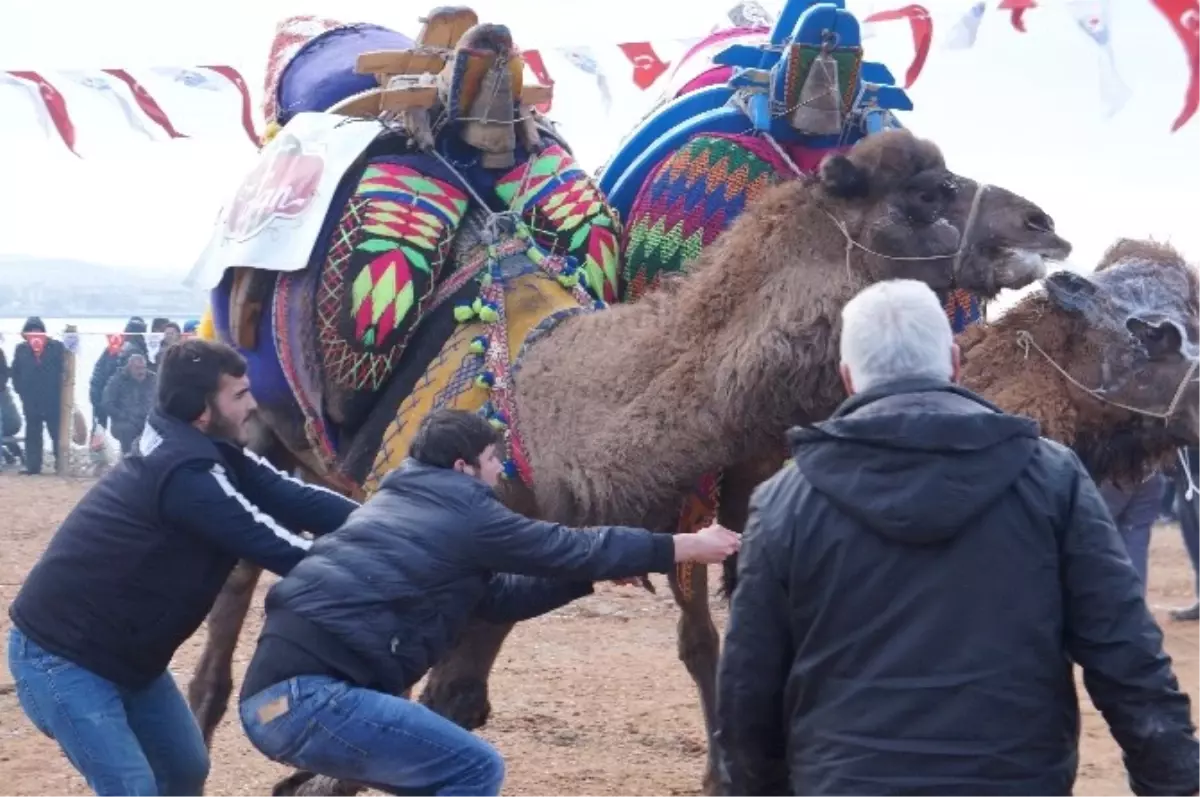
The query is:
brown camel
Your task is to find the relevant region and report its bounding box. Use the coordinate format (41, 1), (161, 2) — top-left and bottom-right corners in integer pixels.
(958, 238), (1198, 484)
(188, 128), (1071, 795)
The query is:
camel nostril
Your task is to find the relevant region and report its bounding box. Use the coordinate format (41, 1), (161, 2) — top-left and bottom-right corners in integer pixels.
(1024, 211), (1054, 233)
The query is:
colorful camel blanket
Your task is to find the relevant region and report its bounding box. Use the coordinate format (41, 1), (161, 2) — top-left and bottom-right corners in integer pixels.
(621, 131), (984, 329)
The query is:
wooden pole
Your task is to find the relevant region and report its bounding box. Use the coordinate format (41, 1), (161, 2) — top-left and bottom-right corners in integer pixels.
(56, 324), (77, 476)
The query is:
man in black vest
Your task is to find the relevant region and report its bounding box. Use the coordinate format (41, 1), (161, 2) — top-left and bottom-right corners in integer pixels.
(7, 338), (359, 796)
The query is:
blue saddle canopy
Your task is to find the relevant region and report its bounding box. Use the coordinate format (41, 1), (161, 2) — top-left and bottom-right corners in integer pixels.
(276, 23), (416, 125)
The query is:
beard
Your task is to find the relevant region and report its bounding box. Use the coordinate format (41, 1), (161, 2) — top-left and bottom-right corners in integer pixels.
(205, 406), (249, 445)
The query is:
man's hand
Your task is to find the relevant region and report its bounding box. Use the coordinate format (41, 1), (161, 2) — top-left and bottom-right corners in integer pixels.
(674, 523), (742, 564)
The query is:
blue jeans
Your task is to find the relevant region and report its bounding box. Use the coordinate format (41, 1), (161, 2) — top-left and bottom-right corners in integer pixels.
(1100, 474), (1166, 594)
(240, 676), (504, 796)
(6, 626), (210, 796)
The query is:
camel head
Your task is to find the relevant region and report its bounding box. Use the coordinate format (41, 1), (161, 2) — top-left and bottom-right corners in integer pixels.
(815, 129), (1072, 297)
(1038, 243), (1199, 448)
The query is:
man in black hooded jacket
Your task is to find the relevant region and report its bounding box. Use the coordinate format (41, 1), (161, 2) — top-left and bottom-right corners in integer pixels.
(11, 316), (65, 474)
(716, 279), (1198, 796)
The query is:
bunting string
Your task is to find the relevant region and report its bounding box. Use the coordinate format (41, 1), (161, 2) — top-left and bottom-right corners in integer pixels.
(0, 0), (1193, 156)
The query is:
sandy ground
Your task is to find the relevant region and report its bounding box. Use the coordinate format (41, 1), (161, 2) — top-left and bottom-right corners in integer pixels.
(0, 472), (1196, 796)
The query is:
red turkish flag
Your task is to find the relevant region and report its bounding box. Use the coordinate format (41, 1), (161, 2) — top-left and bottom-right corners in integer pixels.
(1151, 0), (1199, 131)
(520, 48), (555, 112)
(618, 42), (670, 90)
(863, 5), (933, 89)
(998, 0), (1037, 33)
(23, 332), (47, 360)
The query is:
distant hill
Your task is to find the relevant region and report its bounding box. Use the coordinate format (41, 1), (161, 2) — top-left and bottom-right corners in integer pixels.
(0, 255), (187, 288)
(0, 255), (206, 317)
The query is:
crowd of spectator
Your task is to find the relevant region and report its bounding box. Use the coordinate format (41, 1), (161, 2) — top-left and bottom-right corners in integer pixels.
(0, 315), (195, 472)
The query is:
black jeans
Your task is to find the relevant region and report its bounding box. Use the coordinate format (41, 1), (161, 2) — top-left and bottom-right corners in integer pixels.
(23, 407), (61, 474)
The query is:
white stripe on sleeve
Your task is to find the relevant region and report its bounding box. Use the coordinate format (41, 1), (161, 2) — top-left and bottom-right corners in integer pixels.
(208, 464), (313, 551)
(242, 448), (353, 499)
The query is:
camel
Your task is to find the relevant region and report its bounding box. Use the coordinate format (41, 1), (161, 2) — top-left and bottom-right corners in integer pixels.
(958, 238), (1198, 484)
(189, 128), (1071, 795)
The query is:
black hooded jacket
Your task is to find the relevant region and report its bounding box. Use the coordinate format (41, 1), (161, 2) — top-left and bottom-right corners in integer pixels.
(716, 378), (1198, 797)
(11, 316), (64, 413)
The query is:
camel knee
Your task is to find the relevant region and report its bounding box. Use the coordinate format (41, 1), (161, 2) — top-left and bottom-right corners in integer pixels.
(677, 612), (720, 674)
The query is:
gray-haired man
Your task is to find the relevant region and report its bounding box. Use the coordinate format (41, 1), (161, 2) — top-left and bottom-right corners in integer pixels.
(715, 279), (1197, 796)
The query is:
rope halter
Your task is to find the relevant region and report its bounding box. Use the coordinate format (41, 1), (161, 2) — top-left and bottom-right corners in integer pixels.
(823, 182), (990, 285)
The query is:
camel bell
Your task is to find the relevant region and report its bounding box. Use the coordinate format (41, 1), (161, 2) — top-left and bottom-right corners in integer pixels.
(461, 59), (518, 169)
(790, 50), (844, 136)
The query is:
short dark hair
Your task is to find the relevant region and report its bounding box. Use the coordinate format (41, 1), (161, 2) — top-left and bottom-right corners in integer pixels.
(157, 339), (248, 422)
(409, 408), (502, 469)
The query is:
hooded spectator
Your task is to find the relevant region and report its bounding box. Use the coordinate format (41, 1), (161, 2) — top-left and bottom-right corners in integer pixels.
(102, 353), (156, 455)
(90, 317), (147, 431)
(11, 316), (66, 475)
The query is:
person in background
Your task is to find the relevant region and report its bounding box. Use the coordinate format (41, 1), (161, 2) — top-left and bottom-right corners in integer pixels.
(1169, 446), (1199, 622)
(1099, 474), (1167, 596)
(7, 338), (360, 796)
(238, 407), (742, 796)
(716, 279), (1198, 797)
(102, 353), (156, 456)
(90, 316), (147, 432)
(0, 346), (21, 468)
(153, 322), (182, 371)
(11, 316), (65, 475)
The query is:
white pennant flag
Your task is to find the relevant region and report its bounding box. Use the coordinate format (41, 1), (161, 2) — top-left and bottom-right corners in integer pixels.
(1066, 0), (1131, 118)
(944, 2), (986, 49)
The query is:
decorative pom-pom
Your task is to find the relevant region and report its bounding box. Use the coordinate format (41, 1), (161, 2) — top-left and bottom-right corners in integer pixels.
(471, 297), (484, 314)
(488, 416), (508, 431)
(475, 371), (496, 389)
(557, 273), (580, 288)
(480, 273), (493, 288)
(502, 459), (519, 479)
(453, 304), (475, 322)
(593, 300), (607, 310)
(469, 335), (489, 355)
(478, 305), (500, 323)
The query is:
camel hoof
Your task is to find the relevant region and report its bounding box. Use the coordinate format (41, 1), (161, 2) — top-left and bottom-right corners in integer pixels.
(418, 678), (492, 730)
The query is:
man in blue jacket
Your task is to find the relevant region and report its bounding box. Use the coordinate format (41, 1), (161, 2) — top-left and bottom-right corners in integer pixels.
(238, 408), (742, 796)
(7, 338), (360, 796)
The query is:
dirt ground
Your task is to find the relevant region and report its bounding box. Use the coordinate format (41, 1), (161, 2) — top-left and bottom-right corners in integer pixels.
(0, 473), (1196, 796)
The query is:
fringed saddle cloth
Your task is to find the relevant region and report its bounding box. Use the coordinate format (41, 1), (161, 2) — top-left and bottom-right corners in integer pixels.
(269, 140), (620, 486)
(357, 216), (600, 494)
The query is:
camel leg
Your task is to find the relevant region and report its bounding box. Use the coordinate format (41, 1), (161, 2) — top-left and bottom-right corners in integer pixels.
(668, 560), (722, 795)
(419, 618), (515, 729)
(188, 560), (263, 746)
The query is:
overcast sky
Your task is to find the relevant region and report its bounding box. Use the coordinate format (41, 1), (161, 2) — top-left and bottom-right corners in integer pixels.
(0, 0), (1196, 304)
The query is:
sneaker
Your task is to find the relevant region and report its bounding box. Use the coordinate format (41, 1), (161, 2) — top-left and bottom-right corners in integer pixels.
(1169, 601), (1199, 622)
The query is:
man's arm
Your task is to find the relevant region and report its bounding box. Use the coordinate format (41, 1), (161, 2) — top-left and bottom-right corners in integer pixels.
(229, 448), (360, 537)
(474, 574), (594, 624)
(468, 496), (676, 581)
(1060, 458), (1199, 797)
(715, 487), (793, 796)
(160, 462), (316, 576)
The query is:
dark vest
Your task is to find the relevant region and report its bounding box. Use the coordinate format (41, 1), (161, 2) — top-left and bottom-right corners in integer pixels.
(10, 412), (233, 688)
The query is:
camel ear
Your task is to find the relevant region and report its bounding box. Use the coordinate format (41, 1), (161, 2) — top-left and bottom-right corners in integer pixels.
(819, 155), (870, 199)
(1044, 270), (1097, 313)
